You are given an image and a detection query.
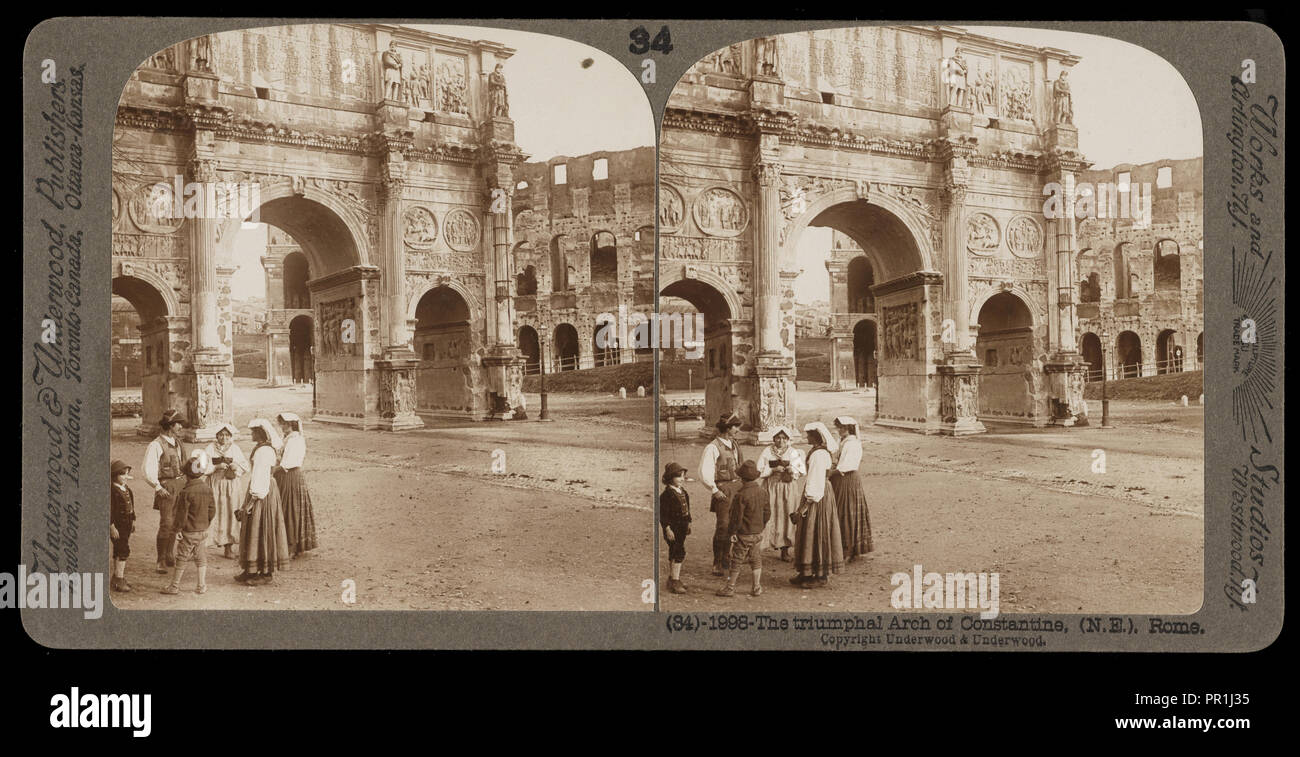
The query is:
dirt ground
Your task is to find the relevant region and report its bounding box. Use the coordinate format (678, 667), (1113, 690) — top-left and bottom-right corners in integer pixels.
(109, 380), (654, 611)
(659, 383), (1204, 614)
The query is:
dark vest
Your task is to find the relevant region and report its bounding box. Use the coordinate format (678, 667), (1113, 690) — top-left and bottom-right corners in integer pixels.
(712, 438), (738, 482)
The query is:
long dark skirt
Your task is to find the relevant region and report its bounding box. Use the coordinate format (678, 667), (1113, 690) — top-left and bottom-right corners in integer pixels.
(835, 470), (874, 558)
(239, 486), (290, 575)
(276, 467), (319, 556)
(794, 479), (845, 578)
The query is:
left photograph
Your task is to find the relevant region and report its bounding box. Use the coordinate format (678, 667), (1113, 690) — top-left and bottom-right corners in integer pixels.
(109, 23), (656, 610)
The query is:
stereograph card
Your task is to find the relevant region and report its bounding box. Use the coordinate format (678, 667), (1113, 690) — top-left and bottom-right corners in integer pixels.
(20, 18), (1283, 656)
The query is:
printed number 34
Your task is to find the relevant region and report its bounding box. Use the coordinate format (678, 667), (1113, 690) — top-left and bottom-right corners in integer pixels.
(629, 25), (673, 56)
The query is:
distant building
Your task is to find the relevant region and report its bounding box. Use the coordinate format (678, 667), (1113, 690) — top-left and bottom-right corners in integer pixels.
(1075, 157), (1203, 379)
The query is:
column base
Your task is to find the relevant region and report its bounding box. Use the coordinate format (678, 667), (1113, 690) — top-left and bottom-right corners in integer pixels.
(483, 346), (526, 420)
(936, 352), (986, 437)
(376, 353), (425, 431)
(1044, 352), (1090, 428)
(750, 352), (796, 442)
(188, 350), (234, 441)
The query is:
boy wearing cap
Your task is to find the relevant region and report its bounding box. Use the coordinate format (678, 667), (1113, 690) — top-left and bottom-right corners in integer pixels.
(142, 409), (187, 573)
(659, 462), (692, 594)
(110, 460), (136, 592)
(716, 459), (770, 597)
(163, 451), (217, 595)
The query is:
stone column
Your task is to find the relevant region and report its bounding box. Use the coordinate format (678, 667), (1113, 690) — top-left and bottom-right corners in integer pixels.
(749, 155), (796, 442)
(378, 160), (411, 354)
(185, 156), (233, 440)
(480, 131), (526, 420)
(188, 158), (221, 353)
(939, 144), (973, 352)
(488, 184), (515, 347)
(752, 158), (783, 354)
(1042, 136), (1090, 426)
(373, 157), (423, 431)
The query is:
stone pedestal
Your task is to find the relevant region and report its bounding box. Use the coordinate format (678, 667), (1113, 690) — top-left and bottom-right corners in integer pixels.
(749, 75), (784, 105)
(751, 352), (796, 443)
(1046, 124), (1079, 150)
(375, 353), (424, 431)
(483, 347), (526, 420)
(183, 70), (219, 103)
(939, 105), (973, 136)
(937, 351), (986, 436)
(482, 116), (515, 143)
(376, 100), (411, 129)
(1044, 353), (1090, 427)
(189, 349), (234, 442)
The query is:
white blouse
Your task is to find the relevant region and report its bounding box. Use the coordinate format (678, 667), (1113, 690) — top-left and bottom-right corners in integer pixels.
(835, 436), (863, 473)
(280, 432), (306, 470)
(803, 448), (834, 501)
(757, 445), (806, 480)
(248, 445), (279, 499)
(204, 442), (249, 477)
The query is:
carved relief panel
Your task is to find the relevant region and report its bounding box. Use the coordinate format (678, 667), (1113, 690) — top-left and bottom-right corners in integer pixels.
(880, 302), (920, 360)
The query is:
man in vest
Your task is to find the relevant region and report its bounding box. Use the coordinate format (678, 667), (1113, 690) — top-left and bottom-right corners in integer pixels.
(699, 413), (744, 576)
(142, 409), (187, 574)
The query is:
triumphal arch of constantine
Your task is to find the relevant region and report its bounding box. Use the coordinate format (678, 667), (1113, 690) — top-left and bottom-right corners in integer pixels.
(661, 26), (1094, 439)
(113, 23), (529, 438)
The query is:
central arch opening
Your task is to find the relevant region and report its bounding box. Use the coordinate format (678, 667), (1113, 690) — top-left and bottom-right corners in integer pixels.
(790, 199), (929, 428)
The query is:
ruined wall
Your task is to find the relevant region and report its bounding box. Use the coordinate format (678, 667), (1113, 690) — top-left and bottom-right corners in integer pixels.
(511, 146), (656, 370)
(1075, 157), (1204, 377)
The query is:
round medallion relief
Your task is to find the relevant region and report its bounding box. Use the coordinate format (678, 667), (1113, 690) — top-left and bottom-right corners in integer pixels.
(659, 184), (685, 234)
(691, 186), (749, 237)
(128, 182), (185, 234)
(443, 208), (481, 252)
(1006, 216), (1043, 258)
(403, 206), (438, 249)
(965, 212), (1000, 255)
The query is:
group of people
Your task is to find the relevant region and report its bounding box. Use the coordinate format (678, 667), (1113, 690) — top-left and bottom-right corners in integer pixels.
(660, 413), (874, 597)
(109, 409), (319, 595)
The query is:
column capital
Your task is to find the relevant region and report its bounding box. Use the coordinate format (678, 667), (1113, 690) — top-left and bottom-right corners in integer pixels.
(187, 157), (218, 184)
(377, 162), (406, 202)
(751, 159), (783, 186)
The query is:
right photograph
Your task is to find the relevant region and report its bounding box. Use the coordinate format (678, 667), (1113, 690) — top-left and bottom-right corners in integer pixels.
(657, 25), (1204, 613)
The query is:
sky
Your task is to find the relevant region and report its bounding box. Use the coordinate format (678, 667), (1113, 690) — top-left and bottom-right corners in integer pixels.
(792, 24), (1204, 305)
(229, 24), (657, 300)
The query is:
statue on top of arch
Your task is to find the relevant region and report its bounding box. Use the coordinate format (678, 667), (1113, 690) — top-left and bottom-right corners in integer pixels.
(1053, 71), (1074, 125)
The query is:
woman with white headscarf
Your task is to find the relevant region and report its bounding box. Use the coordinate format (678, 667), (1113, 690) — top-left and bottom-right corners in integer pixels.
(756, 426), (805, 561)
(275, 412), (318, 557)
(832, 416), (874, 561)
(204, 422), (248, 560)
(236, 419), (291, 585)
(791, 421), (844, 587)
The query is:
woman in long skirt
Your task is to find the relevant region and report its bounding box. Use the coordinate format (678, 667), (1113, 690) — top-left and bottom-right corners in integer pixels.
(832, 416), (874, 561)
(204, 423), (247, 559)
(791, 422), (844, 588)
(757, 427), (805, 561)
(276, 412), (318, 557)
(237, 420), (291, 586)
